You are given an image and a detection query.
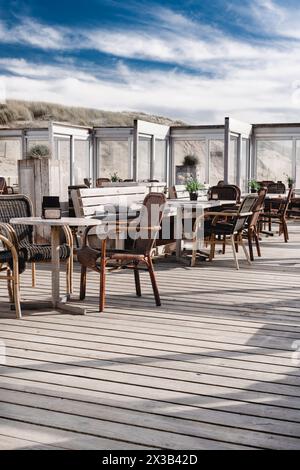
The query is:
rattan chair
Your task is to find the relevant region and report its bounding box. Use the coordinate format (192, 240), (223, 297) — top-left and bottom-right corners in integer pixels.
(203, 194), (257, 269)
(243, 189), (266, 261)
(0, 194), (73, 292)
(77, 192), (166, 311)
(0, 231), (22, 318)
(208, 184), (241, 204)
(96, 178), (111, 187)
(0, 177), (14, 195)
(259, 187), (293, 242)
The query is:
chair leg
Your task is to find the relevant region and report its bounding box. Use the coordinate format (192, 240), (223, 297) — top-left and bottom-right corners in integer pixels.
(209, 234), (216, 261)
(235, 234), (239, 253)
(147, 257), (161, 306)
(247, 232), (254, 262)
(7, 268), (14, 303)
(31, 263), (36, 288)
(134, 263), (141, 297)
(99, 241), (107, 312)
(66, 256), (73, 295)
(230, 235), (239, 270)
(222, 235), (226, 254)
(254, 230), (261, 257)
(12, 258), (21, 319)
(80, 266), (87, 300)
(240, 235), (251, 265)
(282, 219), (289, 242)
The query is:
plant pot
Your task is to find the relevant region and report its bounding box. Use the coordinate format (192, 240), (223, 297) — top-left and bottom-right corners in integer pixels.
(250, 188), (256, 193)
(189, 192), (198, 201)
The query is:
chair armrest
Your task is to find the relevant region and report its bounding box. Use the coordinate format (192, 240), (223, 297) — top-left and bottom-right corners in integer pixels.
(0, 233), (19, 268)
(206, 211), (239, 217)
(62, 225), (73, 248)
(0, 222), (19, 249)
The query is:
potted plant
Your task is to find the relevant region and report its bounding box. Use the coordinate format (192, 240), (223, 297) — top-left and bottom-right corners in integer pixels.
(27, 144), (50, 159)
(248, 179), (260, 193)
(183, 155), (199, 167)
(110, 172), (120, 182)
(185, 179), (205, 201)
(285, 174), (295, 189)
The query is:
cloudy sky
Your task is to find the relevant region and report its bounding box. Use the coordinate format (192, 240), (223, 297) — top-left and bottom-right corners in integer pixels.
(1, 0), (300, 123)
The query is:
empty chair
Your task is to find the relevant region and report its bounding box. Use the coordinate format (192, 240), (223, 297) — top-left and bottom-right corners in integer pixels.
(208, 184), (241, 204)
(0, 194), (73, 291)
(266, 181), (286, 194)
(96, 178), (111, 187)
(260, 187), (293, 242)
(0, 177), (14, 195)
(203, 194), (257, 269)
(0, 228), (22, 318)
(83, 178), (91, 188)
(243, 189), (266, 261)
(77, 192), (166, 311)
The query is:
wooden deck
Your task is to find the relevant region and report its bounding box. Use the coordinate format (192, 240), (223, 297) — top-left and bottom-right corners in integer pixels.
(1, 222), (300, 450)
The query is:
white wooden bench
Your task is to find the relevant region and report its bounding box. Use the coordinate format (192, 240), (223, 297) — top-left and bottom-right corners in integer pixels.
(71, 185), (147, 219)
(71, 186), (147, 248)
(98, 181), (166, 193)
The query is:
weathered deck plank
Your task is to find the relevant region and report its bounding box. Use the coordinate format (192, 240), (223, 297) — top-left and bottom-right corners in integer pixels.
(0, 221), (300, 449)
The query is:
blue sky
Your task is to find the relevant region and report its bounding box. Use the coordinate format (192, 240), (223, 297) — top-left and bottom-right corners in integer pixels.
(1, 0), (300, 123)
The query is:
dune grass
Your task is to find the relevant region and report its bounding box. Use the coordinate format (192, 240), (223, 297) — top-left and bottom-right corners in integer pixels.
(0, 100), (184, 127)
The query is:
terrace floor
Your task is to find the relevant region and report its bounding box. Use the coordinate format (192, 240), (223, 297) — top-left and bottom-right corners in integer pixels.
(0, 222), (300, 450)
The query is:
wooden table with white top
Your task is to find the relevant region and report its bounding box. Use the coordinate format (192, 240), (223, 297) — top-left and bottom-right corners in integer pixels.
(166, 199), (223, 259)
(10, 217), (105, 315)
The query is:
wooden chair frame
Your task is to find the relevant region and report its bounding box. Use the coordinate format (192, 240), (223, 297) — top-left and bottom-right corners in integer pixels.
(0, 229), (21, 318)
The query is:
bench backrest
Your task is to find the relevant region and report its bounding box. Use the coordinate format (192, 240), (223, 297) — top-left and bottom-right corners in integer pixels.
(71, 185), (147, 218)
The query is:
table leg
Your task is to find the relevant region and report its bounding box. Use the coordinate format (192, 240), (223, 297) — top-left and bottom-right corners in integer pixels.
(176, 206), (182, 260)
(100, 238), (107, 312)
(51, 225), (61, 308)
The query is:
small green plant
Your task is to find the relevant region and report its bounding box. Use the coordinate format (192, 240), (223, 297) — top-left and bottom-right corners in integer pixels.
(248, 179), (260, 191)
(27, 144), (50, 159)
(183, 155), (199, 167)
(284, 174), (294, 187)
(110, 172), (120, 182)
(185, 178), (205, 193)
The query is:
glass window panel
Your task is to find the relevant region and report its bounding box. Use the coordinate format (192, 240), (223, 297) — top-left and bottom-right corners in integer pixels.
(240, 138), (249, 192)
(296, 141), (300, 188)
(228, 136), (238, 184)
(209, 140), (224, 186)
(173, 140), (206, 184)
(256, 140), (293, 182)
(98, 140), (131, 180)
(153, 139), (167, 181)
(74, 139), (90, 185)
(55, 137), (71, 203)
(0, 138), (21, 185)
(138, 137), (151, 181)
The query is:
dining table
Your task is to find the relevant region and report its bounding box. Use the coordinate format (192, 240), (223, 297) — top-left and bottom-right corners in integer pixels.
(10, 216), (106, 315)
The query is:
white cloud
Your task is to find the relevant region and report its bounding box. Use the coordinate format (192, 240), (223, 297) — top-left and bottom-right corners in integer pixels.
(1, 3), (300, 123)
(0, 18), (70, 50)
(1, 57), (299, 124)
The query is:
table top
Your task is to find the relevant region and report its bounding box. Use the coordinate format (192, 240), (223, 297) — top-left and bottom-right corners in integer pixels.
(167, 199), (221, 207)
(10, 217), (105, 227)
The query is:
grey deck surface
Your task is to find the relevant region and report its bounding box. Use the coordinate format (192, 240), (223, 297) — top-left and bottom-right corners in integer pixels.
(0, 222), (300, 450)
